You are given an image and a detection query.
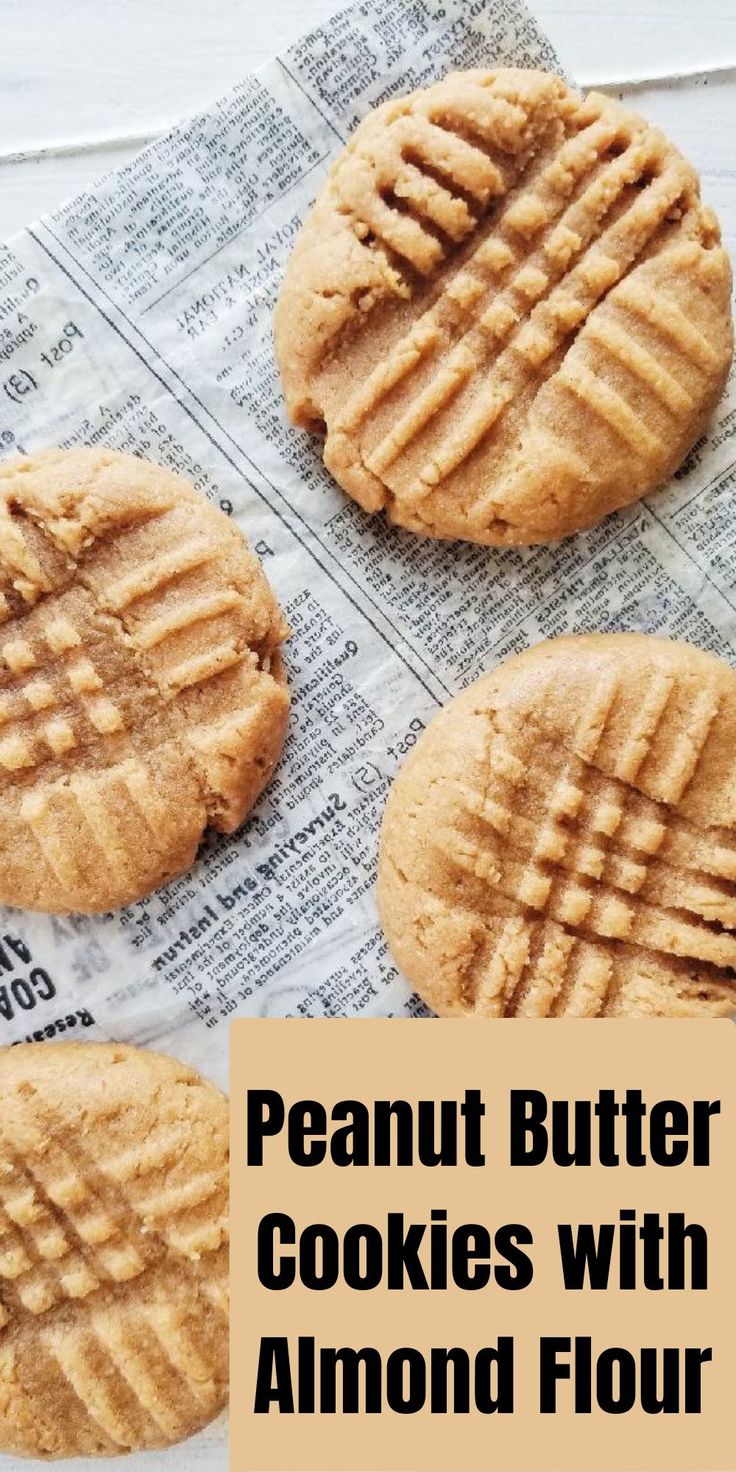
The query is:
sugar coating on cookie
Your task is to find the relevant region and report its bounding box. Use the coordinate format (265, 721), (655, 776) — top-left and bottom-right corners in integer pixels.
(378, 635), (736, 1017)
(0, 448), (290, 913)
(0, 1042), (228, 1459)
(276, 69), (733, 545)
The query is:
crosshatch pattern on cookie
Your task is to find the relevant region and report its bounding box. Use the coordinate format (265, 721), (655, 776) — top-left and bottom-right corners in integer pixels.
(0, 450), (290, 912)
(379, 639), (736, 1018)
(0, 1046), (229, 1458)
(0, 624), (125, 774)
(276, 70), (732, 545)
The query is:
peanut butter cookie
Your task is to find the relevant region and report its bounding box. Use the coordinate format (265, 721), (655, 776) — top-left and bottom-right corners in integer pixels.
(379, 635), (736, 1016)
(0, 1042), (228, 1458)
(276, 69), (732, 544)
(0, 448), (289, 913)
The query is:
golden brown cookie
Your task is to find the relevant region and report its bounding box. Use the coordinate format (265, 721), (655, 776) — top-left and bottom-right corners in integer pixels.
(276, 69), (732, 545)
(378, 634), (736, 1017)
(0, 1042), (228, 1459)
(0, 448), (290, 913)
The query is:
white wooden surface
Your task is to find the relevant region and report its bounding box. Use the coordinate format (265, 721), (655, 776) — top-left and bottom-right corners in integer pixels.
(1, 0), (736, 243)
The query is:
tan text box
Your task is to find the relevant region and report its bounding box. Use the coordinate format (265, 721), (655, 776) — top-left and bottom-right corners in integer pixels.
(231, 1019), (734, 1471)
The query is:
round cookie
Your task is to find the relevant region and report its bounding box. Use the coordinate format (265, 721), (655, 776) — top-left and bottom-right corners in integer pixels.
(378, 634), (736, 1017)
(0, 1042), (228, 1459)
(0, 448), (290, 913)
(276, 68), (732, 545)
